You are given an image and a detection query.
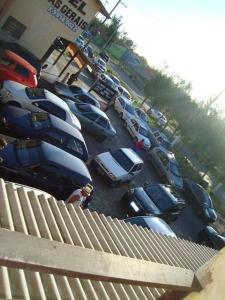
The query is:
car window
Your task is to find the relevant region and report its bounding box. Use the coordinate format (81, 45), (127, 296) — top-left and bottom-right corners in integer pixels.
(66, 138), (84, 155)
(110, 150), (134, 172)
(170, 162), (181, 177)
(96, 116), (108, 128)
(76, 103), (91, 112)
(84, 112), (98, 121)
(44, 130), (66, 145)
(34, 101), (66, 121)
(25, 88), (46, 99)
(144, 185), (174, 212)
(131, 164), (139, 172)
(30, 112), (50, 129)
(15, 64), (29, 78)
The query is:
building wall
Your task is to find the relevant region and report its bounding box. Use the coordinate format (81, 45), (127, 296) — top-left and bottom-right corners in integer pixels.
(0, 0), (100, 58)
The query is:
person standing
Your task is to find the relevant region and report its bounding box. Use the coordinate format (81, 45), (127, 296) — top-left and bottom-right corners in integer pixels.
(133, 139), (145, 152)
(65, 185), (93, 207)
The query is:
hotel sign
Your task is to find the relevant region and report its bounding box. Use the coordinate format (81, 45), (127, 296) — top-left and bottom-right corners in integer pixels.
(47, 0), (89, 32)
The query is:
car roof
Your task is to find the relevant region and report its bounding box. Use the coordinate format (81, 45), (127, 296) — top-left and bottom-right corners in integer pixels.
(44, 90), (71, 111)
(1, 49), (37, 74)
(121, 148), (143, 164)
(124, 216), (176, 237)
(41, 141), (91, 180)
(88, 103), (109, 119)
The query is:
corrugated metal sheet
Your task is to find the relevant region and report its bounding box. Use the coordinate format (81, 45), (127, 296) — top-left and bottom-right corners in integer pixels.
(0, 179), (217, 299)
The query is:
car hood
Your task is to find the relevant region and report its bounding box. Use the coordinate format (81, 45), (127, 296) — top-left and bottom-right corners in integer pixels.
(167, 172), (183, 190)
(3, 80), (28, 100)
(97, 152), (127, 178)
(0, 143), (20, 168)
(133, 188), (162, 215)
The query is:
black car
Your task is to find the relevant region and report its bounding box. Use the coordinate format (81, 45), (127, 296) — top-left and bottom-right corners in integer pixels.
(124, 216), (177, 237)
(183, 179), (217, 224)
(0, 42), (42, 76)
(121, 184), (185, 222)
(198, 226), (225, 250)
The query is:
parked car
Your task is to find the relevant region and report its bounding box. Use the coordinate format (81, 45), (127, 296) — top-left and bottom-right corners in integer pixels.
(183, 179), (217, 224)
(152, 130), (171, 151)
(0, 80), (81, 130)
(148, 147), (183, 190)
(75, 36), (84, 49)
(0, 105), (88, 162)
(114, 96), (137, 121)
(92, 148), (144, 186)
(0, 139), (92, 199)
(65, 102), (116, 141)
(110, 74), (120, 89)
(93, 58), (106, 77)
(121, 184), (185, 222)
(99, 51), (109, 62)
(0, 49), (37, 87)
(149, 108), (167, 126)
(135, 107), (148, 125)
(124, 117), (151, 150)
(54, 82), (100, 108)
(83, 45), (94, 59)
(118, 86), (132, 100)
(0, 41), (42, 76)
(198, 226), (225, 250)
(124, 216), (177, 237)
(100, 73), (118, 90)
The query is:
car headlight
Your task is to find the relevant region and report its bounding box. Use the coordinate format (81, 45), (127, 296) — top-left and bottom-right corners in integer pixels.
(130, 201), (140, 212)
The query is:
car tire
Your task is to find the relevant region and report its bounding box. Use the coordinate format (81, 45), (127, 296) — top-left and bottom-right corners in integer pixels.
(8, 101), (21, 108)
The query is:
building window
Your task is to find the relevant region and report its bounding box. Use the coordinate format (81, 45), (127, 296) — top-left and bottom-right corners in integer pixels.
(1, 16), (26, 39)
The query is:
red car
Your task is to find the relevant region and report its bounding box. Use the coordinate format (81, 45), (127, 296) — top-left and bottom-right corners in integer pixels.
(0, 49), (37, 87)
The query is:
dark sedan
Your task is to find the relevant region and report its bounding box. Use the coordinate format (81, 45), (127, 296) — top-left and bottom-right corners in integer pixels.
(65, 101), (116, 141)
(54, 82), (100, 108)
(183, 179), (217, 224)
(0, 105), (89, 162)
(124, 216), (177, 237)
(121, 184), (185, 222)
(198, 226), (225, 250)
(0, 139), (92, 199)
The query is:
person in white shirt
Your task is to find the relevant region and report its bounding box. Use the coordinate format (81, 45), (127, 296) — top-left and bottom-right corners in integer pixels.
(66, 184), (93, 207)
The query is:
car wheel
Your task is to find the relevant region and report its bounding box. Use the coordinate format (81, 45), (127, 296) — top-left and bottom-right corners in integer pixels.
(8, 101), (21, 108)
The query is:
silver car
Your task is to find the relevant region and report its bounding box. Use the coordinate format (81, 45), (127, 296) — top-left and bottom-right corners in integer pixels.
(148, 147), (183, 189)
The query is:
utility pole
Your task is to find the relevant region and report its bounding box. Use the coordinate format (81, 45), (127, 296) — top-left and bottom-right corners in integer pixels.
(101, 0), (127, 25)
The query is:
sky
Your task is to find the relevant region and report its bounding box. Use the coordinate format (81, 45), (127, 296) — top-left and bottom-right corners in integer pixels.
(102, 0), (225, 109)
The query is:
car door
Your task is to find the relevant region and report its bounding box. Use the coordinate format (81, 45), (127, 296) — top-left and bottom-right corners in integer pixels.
(82, 112), (98, 133)
(127, 119), (138, 138)
(95, 116), (109, 138)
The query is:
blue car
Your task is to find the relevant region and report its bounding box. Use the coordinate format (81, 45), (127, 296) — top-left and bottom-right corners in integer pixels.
(0, 139), (92, 199)
(0, 105), (89, 162)
(65, 101), (116, 141)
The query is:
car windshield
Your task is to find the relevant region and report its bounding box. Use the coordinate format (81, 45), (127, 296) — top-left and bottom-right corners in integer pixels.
(110, 149), (134, 172)
(144, 185), (174, 212)
(76, 103), (91, 112)
(30, 112), (50, 129)
(15, 140), (41, 166)
(25, 88), (46, 99)
(170, 162), (181, 177)
(69, 86), (83, 94)
(125, 103), (135, 115)
(139, 126), (148, 137)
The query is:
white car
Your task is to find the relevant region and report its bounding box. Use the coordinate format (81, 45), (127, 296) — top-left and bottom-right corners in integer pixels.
(125, 118), (151, 150)
(114, 96), (137, 121)
(153, 130), (171, 150)
(118, 86), (132, 100)
(150, 108), (167, 126)
(0, 80), (81, 130)
(92, 148), (144, 186)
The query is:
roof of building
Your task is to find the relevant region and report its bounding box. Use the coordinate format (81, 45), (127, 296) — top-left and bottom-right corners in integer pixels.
(0, 178), (217, 299)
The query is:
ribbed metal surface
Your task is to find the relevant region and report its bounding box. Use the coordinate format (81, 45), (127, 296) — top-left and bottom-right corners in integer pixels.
(0, 179), (217, 299)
